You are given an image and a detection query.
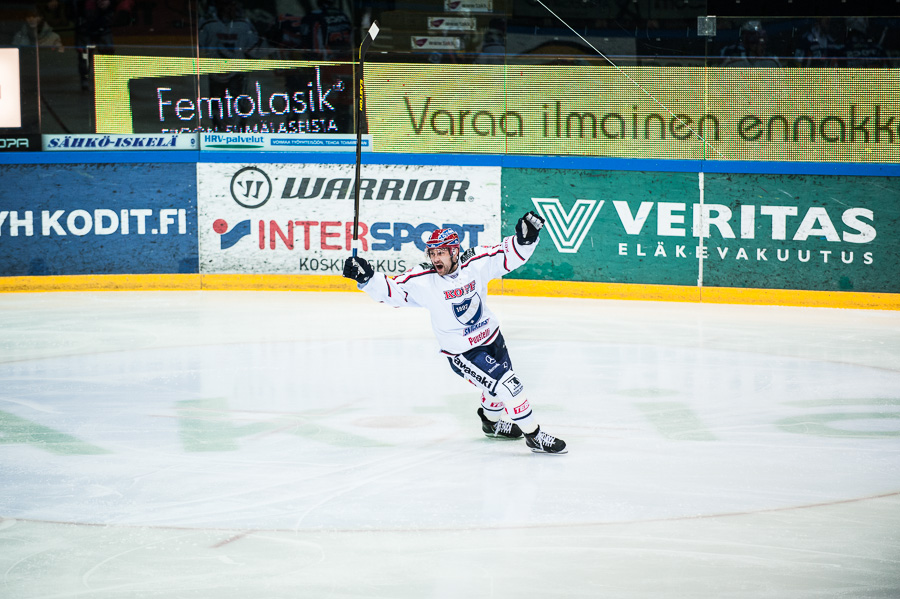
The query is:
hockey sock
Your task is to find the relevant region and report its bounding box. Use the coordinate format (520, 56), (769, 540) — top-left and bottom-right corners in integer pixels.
(505, 396), (538, 434)
(480, 393), (505, 421)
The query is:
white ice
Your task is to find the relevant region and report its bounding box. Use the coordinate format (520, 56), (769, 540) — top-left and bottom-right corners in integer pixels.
(1, 291), (899, 598)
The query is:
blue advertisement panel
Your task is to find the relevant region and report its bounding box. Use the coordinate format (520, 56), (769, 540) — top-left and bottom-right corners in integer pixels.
(0, 164), (197, 276)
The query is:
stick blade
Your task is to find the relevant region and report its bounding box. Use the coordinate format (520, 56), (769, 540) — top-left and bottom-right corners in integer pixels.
(360, 20), (380, 55)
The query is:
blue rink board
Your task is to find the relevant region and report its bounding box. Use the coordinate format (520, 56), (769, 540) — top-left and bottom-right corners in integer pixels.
(3, 150), (900, 177)
(0, 163), (198, 276)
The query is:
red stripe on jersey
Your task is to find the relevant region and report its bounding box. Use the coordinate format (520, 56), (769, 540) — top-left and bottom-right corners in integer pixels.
(394, 268), (436, 284)
(462, 247), (502, 268)
(511, 238), (526, 262)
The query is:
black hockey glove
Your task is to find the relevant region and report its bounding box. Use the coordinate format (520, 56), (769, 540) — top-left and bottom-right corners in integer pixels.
(343, 256), (374, 285)
(516, 211), (545, 245)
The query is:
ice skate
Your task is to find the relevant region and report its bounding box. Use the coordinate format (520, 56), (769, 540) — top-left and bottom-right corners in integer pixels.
(478, 407), (523, 439)
(524, 426), (567, 454)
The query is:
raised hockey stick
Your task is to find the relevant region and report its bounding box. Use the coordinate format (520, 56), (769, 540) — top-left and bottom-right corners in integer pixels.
(351, 20), (380, 257)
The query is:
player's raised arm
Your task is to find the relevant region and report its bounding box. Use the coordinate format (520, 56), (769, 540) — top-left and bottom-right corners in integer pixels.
(480, 211), (546, 278)
(342, 255), (421, 308)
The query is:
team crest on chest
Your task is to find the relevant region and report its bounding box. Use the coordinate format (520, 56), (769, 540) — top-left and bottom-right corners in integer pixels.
(453, 293), (483, 326)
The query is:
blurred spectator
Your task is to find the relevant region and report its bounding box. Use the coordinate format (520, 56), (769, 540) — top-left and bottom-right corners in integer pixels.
(12, 6), (64, 52)
(198, 0), (260, 130)
(300, 0), (352, 60)
(71, 0), (134, 91)
(199, 1), (261, 60)
(720, 20), (782, 67)
(476, 18), (506, 65)
(842, 17), (889, 68)
(794, 18), (842, 68)
(37, 0), (71, 33)
(277, 12), (305, 56)
(243, 6), (278, 58)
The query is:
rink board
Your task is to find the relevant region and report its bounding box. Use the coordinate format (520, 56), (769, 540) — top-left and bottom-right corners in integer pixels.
(502, 169), (899, 294)
(1, 154), (898, 309)
(0, 163), (197, 276)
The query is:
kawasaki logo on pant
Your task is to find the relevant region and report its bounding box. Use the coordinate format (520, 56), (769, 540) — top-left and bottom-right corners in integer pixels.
(452, 355), (498, 391)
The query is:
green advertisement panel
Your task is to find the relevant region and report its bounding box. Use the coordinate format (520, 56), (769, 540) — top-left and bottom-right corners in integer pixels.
(701, 174), (899, 292)
(502, 169), (702, 286)
(503, 169), (900, 293)
(367, 64), (900, 163)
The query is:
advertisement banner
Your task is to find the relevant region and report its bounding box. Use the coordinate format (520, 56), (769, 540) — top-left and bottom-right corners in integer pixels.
(0, 134), (40, 152)
(200, 133), (370, 152)
(427, 17), (477, 32)
(700, 173), (899, 293)
(0, 164), (197, 276)
(503, 169), (701, 286)
(42, 133), (197, 151)
(411, 37), (462, 51)
(366, 64), (900, 163)
(502, 169), (900, 293)
(198, 163), (501, 276)
(444, 0), (492, 12)
(93, 56), (353, 136)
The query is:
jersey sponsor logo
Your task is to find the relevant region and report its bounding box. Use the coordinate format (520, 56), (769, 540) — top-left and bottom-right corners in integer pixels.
(454, 292), (483, 326)
(444, 280), (476, 299)
(467, 325), (492, 346)
(463, 317), (488, 336)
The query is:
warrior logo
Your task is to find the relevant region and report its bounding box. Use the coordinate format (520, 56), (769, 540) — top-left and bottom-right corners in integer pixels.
(532, 197), (604, 254)
(230, 166), (272, 209)
(453, 292), (483, 326)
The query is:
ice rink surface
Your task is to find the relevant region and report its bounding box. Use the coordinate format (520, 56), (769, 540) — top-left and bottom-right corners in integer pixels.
(1, 290), (899, 598)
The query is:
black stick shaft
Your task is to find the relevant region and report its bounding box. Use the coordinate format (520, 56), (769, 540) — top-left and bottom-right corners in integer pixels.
(352, 21), (379, 256)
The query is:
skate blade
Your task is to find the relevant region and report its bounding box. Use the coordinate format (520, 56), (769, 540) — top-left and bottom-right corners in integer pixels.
(529, 446), (568, 454)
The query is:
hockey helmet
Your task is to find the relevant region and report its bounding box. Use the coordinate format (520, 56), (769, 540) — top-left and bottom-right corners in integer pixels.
(425, 228), (460, 250)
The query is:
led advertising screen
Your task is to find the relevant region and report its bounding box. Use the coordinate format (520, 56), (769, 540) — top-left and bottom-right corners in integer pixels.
(364, 63), (900, 163)
(93, 57), (900, 162)
(93, 55), (354, 135)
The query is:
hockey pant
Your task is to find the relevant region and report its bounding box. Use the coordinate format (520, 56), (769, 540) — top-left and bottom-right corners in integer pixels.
(446, 330), (537, 433)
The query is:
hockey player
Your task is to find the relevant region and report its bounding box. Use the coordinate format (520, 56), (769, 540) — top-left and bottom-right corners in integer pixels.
(342, 212), (567, 454)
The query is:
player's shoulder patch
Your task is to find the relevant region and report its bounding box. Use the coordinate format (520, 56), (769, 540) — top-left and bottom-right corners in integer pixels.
(459, 248), (476, 264)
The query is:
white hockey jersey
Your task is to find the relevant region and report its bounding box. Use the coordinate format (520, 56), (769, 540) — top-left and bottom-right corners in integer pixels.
(360, 235), (538, 355)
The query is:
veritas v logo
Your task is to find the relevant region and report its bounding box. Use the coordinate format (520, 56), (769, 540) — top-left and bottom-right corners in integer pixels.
(531, 198), (604, 253)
